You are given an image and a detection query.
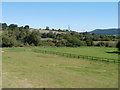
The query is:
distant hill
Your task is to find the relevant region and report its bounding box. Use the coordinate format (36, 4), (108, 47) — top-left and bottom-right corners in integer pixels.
(88, 28), (118, 35)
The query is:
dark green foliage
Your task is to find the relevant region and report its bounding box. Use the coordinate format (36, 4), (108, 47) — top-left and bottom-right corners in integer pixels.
(2, 23), (7, 30)
(2, 23), (41, 47)
(116, 41), (120, 51)
(95, 42), (113, 47)
(45, 26), (49, 30)
(47, 32), (56, 38)
(41, 41), (55, 46)
(24, 25), (29, 30)
(64, 35), (82, 47)
(85, 37), (93, 46)
(8, 24), (18, 31)
(55, 39), (68, 47)
(96, 42), (105, 46)
(1, 23), (117, 47)
(25, 31), (41, 46)
(2, 36), (19, 47)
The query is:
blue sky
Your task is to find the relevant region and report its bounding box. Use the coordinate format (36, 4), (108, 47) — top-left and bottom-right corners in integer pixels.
(2, 2), (118, 32)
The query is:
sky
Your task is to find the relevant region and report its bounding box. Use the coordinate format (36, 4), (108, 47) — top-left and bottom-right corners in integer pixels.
(2, 2), (118, 32)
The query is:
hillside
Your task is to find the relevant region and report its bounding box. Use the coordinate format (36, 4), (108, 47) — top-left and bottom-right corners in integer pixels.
(88, 28), (118, 35)
(30, 29), (67, 34)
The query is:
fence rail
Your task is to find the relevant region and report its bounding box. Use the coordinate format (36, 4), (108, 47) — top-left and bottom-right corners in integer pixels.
(33, 49), (119, 63)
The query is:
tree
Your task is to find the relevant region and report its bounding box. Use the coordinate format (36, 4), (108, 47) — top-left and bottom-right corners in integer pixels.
(24, 25), (29, 30)
(65, 35), (82, 47)
(8, 24), (18, 30)
(2, 23), (7, 30)
(85, 37), (93, 46)
(52, 28), (55, 31)
(96, 42), (105, 46)
(55, 39), (68, 47)
(58, 29), (62, 31)
(25, 31), (41, 46)
(19, 26), (24, 31)
(2, 35), (19, 47)
(45, 26), (49, 30)
(116, 41), (120, 51)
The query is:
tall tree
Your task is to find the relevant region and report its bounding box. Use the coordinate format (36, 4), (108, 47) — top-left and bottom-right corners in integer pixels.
(116, 41), (120, 51)
(24, 25), (29, 30)
(2, 23), (7, 30)
(8, 24), (18, 30)
(26, 31), (41, 46)
(45, 26), (49, 30)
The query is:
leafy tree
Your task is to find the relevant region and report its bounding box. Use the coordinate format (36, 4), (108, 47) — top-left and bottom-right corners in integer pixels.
(8, 24), (18, 30)
(25, 31), (41, 46)
(55, 39), (68, 47)
(85, 37), (93, 46)
(52, 28), (55, 31)
(41, 41), (55, 46)
(116, 41), (120, 51)
(45, 26), (49, 30)
(65, 35), (82, 47)
(19, 26), (24, 31)
(1, 22), (118, 47)
(2, 35), (19, 47)
(24, 25), (29, 30)
(96, 42), (105, 46)
(2, 23), (7, 30)
(58, 29), (62, 31)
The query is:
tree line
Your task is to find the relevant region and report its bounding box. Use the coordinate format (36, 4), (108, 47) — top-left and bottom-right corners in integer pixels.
(0, 23), (118, 48)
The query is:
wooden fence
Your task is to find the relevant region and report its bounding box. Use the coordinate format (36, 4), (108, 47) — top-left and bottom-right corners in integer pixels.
(33, 50), (119, 63)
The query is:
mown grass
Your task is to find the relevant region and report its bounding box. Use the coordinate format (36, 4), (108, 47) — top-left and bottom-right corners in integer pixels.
(35, 47), (118, 59)
(3, 46), (118, 59)
(2, 47), (118, 88)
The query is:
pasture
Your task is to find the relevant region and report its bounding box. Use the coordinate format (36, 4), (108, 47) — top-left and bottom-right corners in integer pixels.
(32, 46), (118, 59)
(2, 47), (118, 88)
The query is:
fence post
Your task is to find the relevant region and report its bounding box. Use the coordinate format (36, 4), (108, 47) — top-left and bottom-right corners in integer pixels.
(36, 50), (118, 63)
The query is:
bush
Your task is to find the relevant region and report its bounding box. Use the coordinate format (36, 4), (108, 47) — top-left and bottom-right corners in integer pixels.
(96, 42), (105, 46)
(116, 41), (120, 51)
(41, 41), (55, 46)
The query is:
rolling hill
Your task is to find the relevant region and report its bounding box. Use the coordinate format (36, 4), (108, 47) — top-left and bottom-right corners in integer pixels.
(88, 28), (118, 35)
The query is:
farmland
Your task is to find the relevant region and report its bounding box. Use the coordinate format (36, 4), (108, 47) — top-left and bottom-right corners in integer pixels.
(2, 47), (118, 88)
(1, 2), (119, 89)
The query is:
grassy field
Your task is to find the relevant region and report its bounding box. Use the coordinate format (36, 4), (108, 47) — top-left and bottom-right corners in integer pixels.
(32, 46), (117, 59)
(3, 47), (118, 59)
(2, 47), (118, 88)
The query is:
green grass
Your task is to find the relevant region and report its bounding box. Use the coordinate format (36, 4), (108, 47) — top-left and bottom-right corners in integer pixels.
(2, 47), (118, 88)
(3, 46), (118, 59)
(33, 47), (118, 59)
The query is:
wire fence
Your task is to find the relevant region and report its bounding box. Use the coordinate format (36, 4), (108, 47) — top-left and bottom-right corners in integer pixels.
(33, 49), (119, 63)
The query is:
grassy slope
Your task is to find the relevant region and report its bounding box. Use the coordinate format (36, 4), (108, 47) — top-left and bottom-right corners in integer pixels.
(33, 47), (118, 59)
(3, 47), (118, 59)
(2, 47), (118, 88)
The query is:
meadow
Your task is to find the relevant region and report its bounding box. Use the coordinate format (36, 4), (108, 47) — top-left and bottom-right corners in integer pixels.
(2, 47), (118, 88)
(13, 46), (117, 59)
